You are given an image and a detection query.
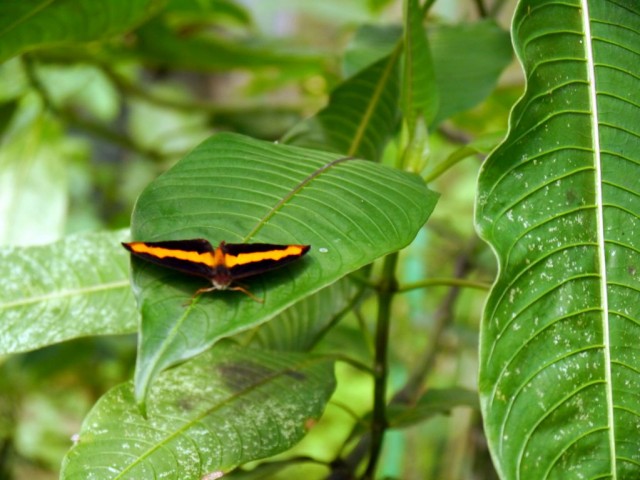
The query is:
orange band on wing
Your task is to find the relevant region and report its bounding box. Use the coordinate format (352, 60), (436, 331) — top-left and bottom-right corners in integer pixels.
(127, 242), (219, 267)
(224, 245), (306, 268)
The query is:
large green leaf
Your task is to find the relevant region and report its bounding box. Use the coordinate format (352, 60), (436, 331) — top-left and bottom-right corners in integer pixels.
(340, 21), (511, 128)
(0, 0), (163, 64)
(130, 132), (437, 405)
(282, 52), (401, 161)
(475, 1), (640, 478)
(0, 230), (137, 354)
(61, 343), (335, 479)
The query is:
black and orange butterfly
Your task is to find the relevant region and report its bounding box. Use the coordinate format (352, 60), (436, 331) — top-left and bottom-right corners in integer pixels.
(123, 239), (310, 302)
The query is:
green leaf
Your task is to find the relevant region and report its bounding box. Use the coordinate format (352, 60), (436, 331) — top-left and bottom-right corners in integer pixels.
(0, 230), (137, 354)
(348, 387), (478, 440)
(282, 52), (401, 161)
(386, 387), (479, 430)
(430, 21), (512, 126)
(249, 278), (358, 352)
(61, 343), (335, 479)
(0, 0), (164, 64)
(475, 1), (640, 478)
(130, 132), (437, 405)
(402, 0), (438, 128)
(342, 24), (400, 78)
(340, 21), (511, 128)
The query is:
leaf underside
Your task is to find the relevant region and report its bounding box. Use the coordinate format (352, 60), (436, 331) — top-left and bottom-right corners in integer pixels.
(0, 230), (136, 354)
(476, 1), (640, 478)
(61, 344), (336, 480)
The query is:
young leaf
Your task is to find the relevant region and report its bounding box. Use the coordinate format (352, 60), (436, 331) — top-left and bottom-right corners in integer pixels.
(402, 0), (438, 129)
(340, 21), (512, 129)
(343, 24), (400, 78)
(129, 132), (438, 406)
(61, 343), (335, 480)
(282, 52), (401, 161)
(0, 230), (136, 354)
(352, 387), (479, 435)
(476, 1), (640, 477)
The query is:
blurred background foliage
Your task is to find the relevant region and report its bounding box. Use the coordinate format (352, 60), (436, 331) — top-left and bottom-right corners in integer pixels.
(0, 0), (520, 478)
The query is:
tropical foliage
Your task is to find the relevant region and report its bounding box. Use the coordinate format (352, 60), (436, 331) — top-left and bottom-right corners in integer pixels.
(2, 0), (637, 479)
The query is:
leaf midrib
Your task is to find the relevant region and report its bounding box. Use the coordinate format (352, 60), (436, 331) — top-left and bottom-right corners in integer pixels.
(116, 355), (330, 479)
(582, 0), (617, 476)
(0, 279), (130, 310)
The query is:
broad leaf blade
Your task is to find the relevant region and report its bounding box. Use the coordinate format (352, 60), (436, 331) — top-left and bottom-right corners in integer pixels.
(282, 52), (401, 161)
(61, 344), (335, 479)
(0, 230), (137, 354)
(131, 132), (437, 404)
(476, 1), (640, 478)
(0, 0), (163, 63)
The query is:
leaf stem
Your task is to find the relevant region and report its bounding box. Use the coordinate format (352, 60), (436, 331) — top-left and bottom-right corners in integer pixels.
(398, 277), (490, 293)
(362, 252), (399, 479)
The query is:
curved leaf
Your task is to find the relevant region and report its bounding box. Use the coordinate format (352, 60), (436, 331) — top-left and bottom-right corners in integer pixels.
(282, 52), (401, 161)
(130, 132), (437, 404)
(61, 343), (335, 479)
(0, 0), (163, 63)
(0, 230), (137, 354)
(476, 1), (640, 478)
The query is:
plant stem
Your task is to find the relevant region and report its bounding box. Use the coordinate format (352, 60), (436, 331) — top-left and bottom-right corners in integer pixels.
(393, 242), (476, 404)
(334, 239), (481, 479)
(362, 252), (399, 479)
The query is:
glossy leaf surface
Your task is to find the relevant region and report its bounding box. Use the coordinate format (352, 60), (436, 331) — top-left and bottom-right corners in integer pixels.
(130, 132), (437, 403)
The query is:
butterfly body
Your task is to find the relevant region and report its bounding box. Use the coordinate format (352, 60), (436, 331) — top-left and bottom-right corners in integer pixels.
(122, 239), (310, 302)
